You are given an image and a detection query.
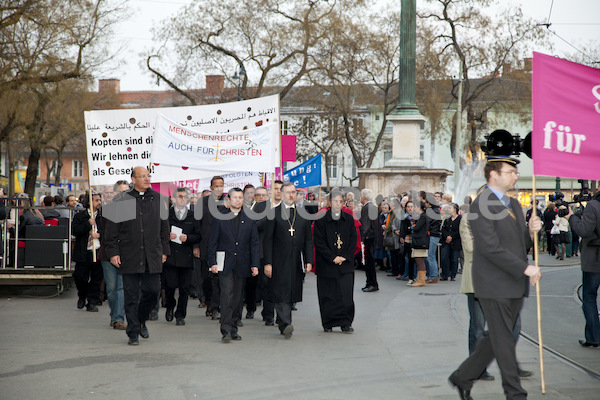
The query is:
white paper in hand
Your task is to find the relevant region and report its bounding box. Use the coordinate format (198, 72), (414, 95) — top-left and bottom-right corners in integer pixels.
(171, 226), (183, 244)
(216, 251), (225, 272)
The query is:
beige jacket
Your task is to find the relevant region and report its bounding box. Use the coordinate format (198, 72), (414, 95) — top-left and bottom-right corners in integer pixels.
(459, 213), (474, 294)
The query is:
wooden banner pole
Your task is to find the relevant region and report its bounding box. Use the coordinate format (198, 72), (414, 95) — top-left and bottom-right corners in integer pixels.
(532, 175), (545, 393)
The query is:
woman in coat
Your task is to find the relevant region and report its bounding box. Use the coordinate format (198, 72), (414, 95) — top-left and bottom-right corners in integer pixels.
(409, 201), (430, 287)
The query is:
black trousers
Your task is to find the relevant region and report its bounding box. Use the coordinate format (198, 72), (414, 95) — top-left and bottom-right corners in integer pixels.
(122, 272), (161, 338)
(363, 238), (378, 288)
(74, 260), (103, 305)
(190, 257), (204, 301)
(274, 302), (292, 333)
(219, 272), (244, 335)
(163, 266), (192, 319)
(244, 274), (259, 313)
(452, 297), (526, 400)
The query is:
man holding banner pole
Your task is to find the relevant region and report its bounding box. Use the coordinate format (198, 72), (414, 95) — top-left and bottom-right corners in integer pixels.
(449, 156), (542, 400)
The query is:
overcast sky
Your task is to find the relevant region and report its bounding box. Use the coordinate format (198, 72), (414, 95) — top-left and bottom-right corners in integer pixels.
(106, 0), (600, 92)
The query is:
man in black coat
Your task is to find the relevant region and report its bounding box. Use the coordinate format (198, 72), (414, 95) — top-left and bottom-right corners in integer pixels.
(313, 190), (357, 333)
(359, 188), (379, 292)
(263, 182), (313, 338)
(104, 166), (170, 345)
(449, 157), (542, 400)
(250, 182), (282, 325)
(194, 176), (226, 320)
(72, 193), (103, 312)
(208, 188), (260, 342)
(164, 187), (201, 326)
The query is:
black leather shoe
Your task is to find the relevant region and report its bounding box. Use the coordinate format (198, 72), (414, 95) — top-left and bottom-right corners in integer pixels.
(85, 303), (99, 312)
(265, 319), (274, 326)
(165, 308), (174, 322)
(282, 324), (294, 339)
(148, 312), (158, 321)
(222, 333), (232, 343)
(362, 286), (379, 292)
(176, 318), (185, 326)
(140, 323), (149, 339)
(341, 325), (354, 333)
(128, 335), (139, 346)
(246, 311), (254, 319)
(518, 368), (532, 377)
(578, 339), (599, 347)
(292, 303), (297, 311)
(448, 373), (473, 400)
(77, 298), (85, 309)
(231, 332), (242, 341)
(323, 327), (333, 332)
(478, 370), (495, 381)
(212, 311), (221, 320)
(235, 320), (243, 327)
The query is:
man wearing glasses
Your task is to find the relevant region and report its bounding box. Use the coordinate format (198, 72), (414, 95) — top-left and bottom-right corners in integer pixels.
(449, 156), (541, 400)
(163, 187), (202, 326)
(104, 167), (170, 345)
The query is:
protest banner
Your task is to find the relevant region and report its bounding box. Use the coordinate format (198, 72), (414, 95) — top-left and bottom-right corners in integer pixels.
(151, 172), (262, 196)
(150, 114), (277, 173)
(84, 95), (280, 186)
(283, 154), (322, 188)
(532, 52), (600, 180)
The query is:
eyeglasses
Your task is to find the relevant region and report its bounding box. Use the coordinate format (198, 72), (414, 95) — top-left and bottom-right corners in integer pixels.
(498, 170), (520, 177)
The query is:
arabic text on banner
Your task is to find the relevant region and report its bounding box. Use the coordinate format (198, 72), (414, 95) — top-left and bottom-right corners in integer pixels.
(84, 94), (280, 186)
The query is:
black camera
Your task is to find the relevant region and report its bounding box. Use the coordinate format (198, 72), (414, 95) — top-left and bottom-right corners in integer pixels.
(480, 130), (532, 158)
(548, 192), (567, 208)
(573, 180), (593, 203)
(558, 207), (569, 218)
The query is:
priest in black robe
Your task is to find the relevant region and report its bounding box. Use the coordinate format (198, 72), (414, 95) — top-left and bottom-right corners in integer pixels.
(263, 182), (313, 339)
(313, 191), (358, 333)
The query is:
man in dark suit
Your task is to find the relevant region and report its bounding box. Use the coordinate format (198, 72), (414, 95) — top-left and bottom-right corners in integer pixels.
(359, 188), (379, 292)
(263, 182), (313, 338)
(104, 166), (170, 345)
(163, 187), (202, 326)
(448, 156), (542, 400)
(194, 176), (226, 320)
(208, 188), (260, 342)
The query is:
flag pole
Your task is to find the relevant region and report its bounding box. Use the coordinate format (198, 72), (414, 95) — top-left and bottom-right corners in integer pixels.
(532, 174), (545, 393)
(88, 184), (97, 263)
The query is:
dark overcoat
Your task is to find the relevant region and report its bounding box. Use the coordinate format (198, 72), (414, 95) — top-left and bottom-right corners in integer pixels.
(207, 208), (260, 278)
(263, 205), (313, 303)
(164, 205), (201, 269)
(72, 208), (97, 263)
(470, 187), (532, 299)
(197, 193), (226, 262)
(104, 188), (170, 274)
(313, 209), (357, 277)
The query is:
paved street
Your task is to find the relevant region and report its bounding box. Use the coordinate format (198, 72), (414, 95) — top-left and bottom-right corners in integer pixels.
(1, 254), (599, 400)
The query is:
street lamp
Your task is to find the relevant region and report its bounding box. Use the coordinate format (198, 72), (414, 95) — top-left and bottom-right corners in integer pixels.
(233, 62), (246, 101)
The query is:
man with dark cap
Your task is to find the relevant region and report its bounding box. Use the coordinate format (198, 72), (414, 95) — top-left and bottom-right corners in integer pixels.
(448, 156), (542, 400)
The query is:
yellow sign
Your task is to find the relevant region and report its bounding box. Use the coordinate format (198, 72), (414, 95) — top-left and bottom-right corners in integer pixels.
(14, 170), (26, 193)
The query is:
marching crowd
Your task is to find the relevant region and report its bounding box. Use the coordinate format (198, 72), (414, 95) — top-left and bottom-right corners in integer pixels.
(4, 157), (600, 400)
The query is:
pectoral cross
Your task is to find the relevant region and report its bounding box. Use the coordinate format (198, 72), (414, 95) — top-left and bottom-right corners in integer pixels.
(336, 234), (343, 249)
(288, 227), (295, 236)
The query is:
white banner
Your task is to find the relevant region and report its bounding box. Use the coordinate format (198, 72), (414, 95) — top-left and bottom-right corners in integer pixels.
(84, 95), (280, 186)
(151, 114), (277, 173)
(152, 172), (262, 196)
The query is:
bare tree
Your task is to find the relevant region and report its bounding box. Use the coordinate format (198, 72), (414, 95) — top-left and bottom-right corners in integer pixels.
(146, 0), (366, 101)
(418, 0), (550, 162)
(0, 0), (126, 196)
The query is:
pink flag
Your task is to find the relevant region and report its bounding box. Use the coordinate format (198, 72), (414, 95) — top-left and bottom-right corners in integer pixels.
(281, 135), (297, 162)
(532, 52), (600, 180)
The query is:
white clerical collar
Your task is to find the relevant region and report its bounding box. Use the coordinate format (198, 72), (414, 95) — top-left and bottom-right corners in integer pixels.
(273, 200), (282, 207)
(333, 212), (340, 218)
(284, 203), (295, 209)
(174, 204), (190, 211)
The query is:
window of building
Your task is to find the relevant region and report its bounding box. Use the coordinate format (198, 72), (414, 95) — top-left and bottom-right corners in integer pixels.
(420, 144), (425, 161)
(383, 145), (392, 164)
(280, 120), (289, 135)
(327, 155), (338, 179)
(48, 160), (57, 178)
(73, 160), (84, 177)
(351, 157), (357, 178)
